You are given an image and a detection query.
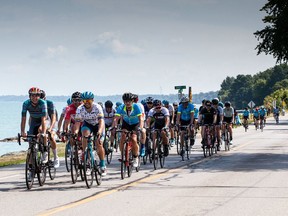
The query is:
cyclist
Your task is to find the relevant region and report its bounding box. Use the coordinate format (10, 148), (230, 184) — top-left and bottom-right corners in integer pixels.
(21, 87), (48, 162)
(259, 106), (267, 127)
(74, 91), (106, 176)
(57, 98), (72, 139)
(242, 107), (250, 128)
(103, 100), (116, 152)
(253, 107), (260, 129)
(212, 98), (223, 150)
(146, 99), (170, 157)
(144, 96), (154, 118)
(40, 90), (60, 168)
(162, 100), (175, 146)
(198, 100), (217, 146)
(132, 94), (147, 157)
(222, 101), (234, 144)
(273, 106), (280, 123)
(112, 92), (144, 168)
(176, 96), (195, 156)
(115, 102), (122, 110)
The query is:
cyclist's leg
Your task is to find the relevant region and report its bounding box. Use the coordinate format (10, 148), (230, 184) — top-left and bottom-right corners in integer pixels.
(161, 129), (169, 156)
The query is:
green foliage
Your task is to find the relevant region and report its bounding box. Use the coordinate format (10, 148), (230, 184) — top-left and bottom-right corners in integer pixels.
(254, 0), (288, 63)
(218, 63), (288, 108)
(264, 88), (288, 109)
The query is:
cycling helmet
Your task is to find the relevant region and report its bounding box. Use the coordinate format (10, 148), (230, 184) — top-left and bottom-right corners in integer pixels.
(153, 99), (161, 107)
(122, 92), (133, 101)
(132, 94), (139, 102)
(202, 99), (206, 104)
(205, 100), (212, 106)
(146, 96), (154, 103)
(173, 101), (178, 106)
(224, 101), (231, 107)
(40, 90), (46, 99)
(71, 91), (81, 99)
(141, 99), (146, 105)
(81, 91), (94, 100)
(116, 102), (122, 107)
(162, 100), (169, 106)
(212, 98), (219, 105)
(218, 102), (224, 108)
(181, 96), (189, 103)
(28, 87), (41, 95)
(67, 98), (72, 105)
(105, 100), (113, 108)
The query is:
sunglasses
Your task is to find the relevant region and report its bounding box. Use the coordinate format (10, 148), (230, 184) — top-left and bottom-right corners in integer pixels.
(147, 102), (153, 104)
(83, 99), (93, 103)
(30, 93), (40, 97)
(73, 98), (82, 102)
(124, 100), (132, 103)
(155, 106), (161, 109)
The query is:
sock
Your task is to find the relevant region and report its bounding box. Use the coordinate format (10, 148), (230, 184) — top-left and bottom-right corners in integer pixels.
(100, 160), (105, 167)
(53, 149), (58, 160)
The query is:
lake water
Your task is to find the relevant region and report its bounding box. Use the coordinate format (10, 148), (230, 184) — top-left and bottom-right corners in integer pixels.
(0, 101), (66, 156)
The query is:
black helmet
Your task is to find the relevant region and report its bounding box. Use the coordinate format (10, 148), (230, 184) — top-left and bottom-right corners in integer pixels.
(40, 90), (46, 99)
(225, 101), (231, 107)
(132, 94), (139, 102)
(153, 99), (161, 107)
(122, 92), (133, 101)
(181, 96), (189, 103)
(146, 96), (154, 103)
(105, 100), (113, 108)
(205, 100), (212, 106)
(212, 98), (219, 105)
(72, 91), (81, 99)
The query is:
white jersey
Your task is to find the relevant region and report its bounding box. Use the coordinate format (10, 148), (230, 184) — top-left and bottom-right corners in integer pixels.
(75, 103), (104, 126)
(167, 104), (174, 116)
(103, 108), (116, 126)
(223, 107), (234, 118)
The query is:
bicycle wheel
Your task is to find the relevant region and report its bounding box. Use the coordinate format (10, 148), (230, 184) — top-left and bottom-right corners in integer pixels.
(94, 159), (102, 185)
(121, 143), (127, 179)
(37, 151), (47, 186)
(106, 141), (113, 165)
(48, 145), (56, 180)
(159, 144), (165, 168)
(185, 139), (190, 160)
(127, 147), (133, 177)
(70, 146), (79, 184)
(65, 141), (71, 172)
(83, 148), (94, 188)
(225, 132), (230, 151)
(153, 141), (159, 170)
(176, 134), (181, 155)
(25, 150), (35, 190)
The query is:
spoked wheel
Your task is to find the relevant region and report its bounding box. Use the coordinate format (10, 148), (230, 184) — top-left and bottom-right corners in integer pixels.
(70, 147), (79, 184)
(37, 151), (47, 186)
(104, 139), (113, 165)
(94, 161), (102, 185)
(224, 132), (230, 151)
(176, 135), (181, 155)
(153, 142), (159, 170)
(127, 148), (133, 177)
(159, 144), (165, 168)
(48, 146), (56, 180)
(121, 144), (127, 179)
(185, 140), (190, 160)
(83, 149), (94, 189)
(25, 151), (35, 190)
(65, 142), (71, 172)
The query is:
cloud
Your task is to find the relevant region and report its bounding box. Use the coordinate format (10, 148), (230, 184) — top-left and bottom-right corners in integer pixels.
(88, 32), (143, 58)
(45, 45), (67, 59)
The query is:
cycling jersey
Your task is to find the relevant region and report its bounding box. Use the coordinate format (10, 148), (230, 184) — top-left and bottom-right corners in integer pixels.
(103, 108), (116, 127)
(65, 104), (78, 124)
(223, 107), (234, 118)
(75, 103), (104, 126)
(243, 110), (250, 117)
(148, 107), (169, 129)
(22, 99), (47, 120)
(253, 110), (259, 118)
(177, 103), (194, 121)
(194, 108), (199, 119)
(200, 107), (217, 124)
(259, 109), (266, 116)
(116, 103), (142, 125)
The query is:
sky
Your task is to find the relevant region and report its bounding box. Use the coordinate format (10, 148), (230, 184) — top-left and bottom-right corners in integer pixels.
(0, 0), (277, 96)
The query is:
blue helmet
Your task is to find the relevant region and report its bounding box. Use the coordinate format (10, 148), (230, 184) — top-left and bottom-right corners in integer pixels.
(162, 100), (169, 106)
(67, 98), (72, 105)
(81, 91), (94, 100)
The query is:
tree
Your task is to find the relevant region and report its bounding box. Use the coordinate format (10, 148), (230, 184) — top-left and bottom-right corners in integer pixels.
(254, 0), (288, 63)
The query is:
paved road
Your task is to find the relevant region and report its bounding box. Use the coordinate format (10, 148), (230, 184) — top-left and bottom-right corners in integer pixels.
(1, 115), (288, 216)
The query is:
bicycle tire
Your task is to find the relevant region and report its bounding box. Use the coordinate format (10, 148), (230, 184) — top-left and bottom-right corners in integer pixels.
(176, 134), (180, 155)
(127, 147), (133, 177)
(83, 148), (94, 189)
(37, 151), (47, 186)
(65, 142), (71, 172)
(121, 143), (127, 179)
(185, 139), (190, 160)
(153, 140), (159, 170)
(136, 155), (141, 172)
(48, 145), (56, 180)
(94, 159), (102, 185)
(25, 150), (35, 190)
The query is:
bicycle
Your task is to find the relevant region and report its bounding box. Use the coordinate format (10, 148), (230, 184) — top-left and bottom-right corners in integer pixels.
(116, 129), (137, 180)
(143, 128), (153, 165)
(103, 127), (115, 164)
(179, 125), (191, 161)
(242, 118), (249, 132)
(151, 128), (168, 169)
(18, 132), (56, 190)
(202, 124), (216, 158)
(69, 134), (84, 184)
(222, 122), (231, 151)
(61, 132), (72, 172)
(82, 134), (102, 188)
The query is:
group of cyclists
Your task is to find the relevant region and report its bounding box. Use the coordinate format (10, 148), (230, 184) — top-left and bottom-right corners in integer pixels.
(21, 87), (239, 182)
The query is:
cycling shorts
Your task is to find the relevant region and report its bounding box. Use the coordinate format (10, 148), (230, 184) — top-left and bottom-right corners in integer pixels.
(180, 119), (190, 131)
(223, 117), (233, 124)
(81, 121), (104, 137)
(122, 120), (139, 132)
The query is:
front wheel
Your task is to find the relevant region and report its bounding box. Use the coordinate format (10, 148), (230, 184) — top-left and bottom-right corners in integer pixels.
(65, 142), (71, 172)
(153, 142), (159, 170)
(37, 151), (47, 186)
(159, 144), (165, 168)
(83, 149), (94, 189)
(25, 150), (35, 190)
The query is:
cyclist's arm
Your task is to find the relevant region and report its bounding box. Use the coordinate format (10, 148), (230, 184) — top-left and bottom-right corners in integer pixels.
(57, 113), (65, 132)
(49, 113), (56, 131)
(73, 121), (81, 135)
(40, 116), (47, 135)
(146, 116), (151, 128)
(21, 116), (26, 136)
(213, 114), (217, 124)
(98, 118), (105, 136)
(164, 115), (170, 128)
(138, 114), (144, 129)
(176, 112), (181, 125)
(112, 115), (121, 128)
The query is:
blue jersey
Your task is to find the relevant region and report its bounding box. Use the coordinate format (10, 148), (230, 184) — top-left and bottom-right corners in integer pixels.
(22, 99), (47, 120)
(46, 100), (56, 120)
(194, 108), (199, 119)
(177, 103), (194, 121)
(243, 110), (250, 117)
(253, 110), (259, 117)
(116, 103), (142, 125)
(259, 109), (266, 116)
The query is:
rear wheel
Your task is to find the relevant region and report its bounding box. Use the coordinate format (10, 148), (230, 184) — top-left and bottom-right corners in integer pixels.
(70, 146), (79, 184)
(159, 143), (165, 168)
(65, 141), (71, 172)
(153, 141), (159, 170)
(94, 158), (102, 185)
(48, 146), (56, 180)
(127, 146), (133, 177)
(25, 150), (35, 190)
(121, 143), (127, 179)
